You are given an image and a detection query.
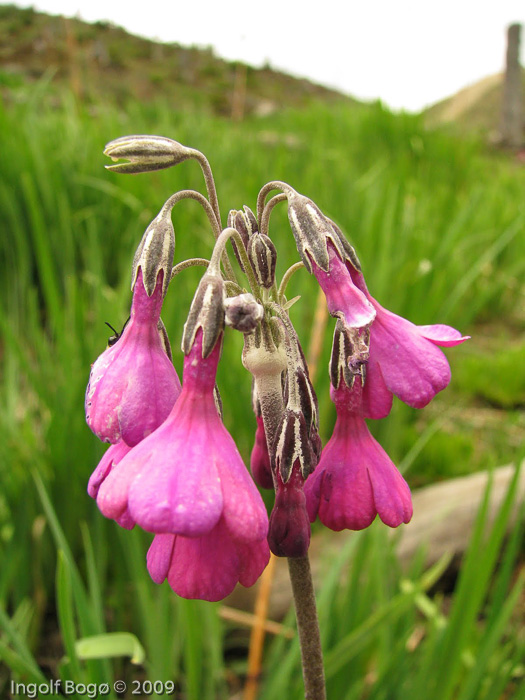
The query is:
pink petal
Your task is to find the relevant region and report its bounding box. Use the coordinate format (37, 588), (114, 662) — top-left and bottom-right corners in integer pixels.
(127, 403), (223, 536)
(147, 533), (176, 584)
(238, 539), (271, 588)
(87, 441), (132, 498)
(166, 520), (242, 601)
(310, 245), (376, 328)
(361, 357), (393, 419)
(364, 439), (413, 527)
(219, 431), (269, 543)
(369, 308), (452, 408)
(417, 324), (471, 347)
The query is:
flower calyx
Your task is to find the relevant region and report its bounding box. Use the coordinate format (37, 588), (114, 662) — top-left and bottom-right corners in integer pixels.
(286, 189), (347, 273)
(131, 200), (175, 297)
(329, 320), (370, 390)
(182, 272), (225, 358)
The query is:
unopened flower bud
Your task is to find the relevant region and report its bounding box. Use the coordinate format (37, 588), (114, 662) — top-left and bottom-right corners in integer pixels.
(224, 293), (264, 333)
(268, 467), (310, 557)
(104, 135), (194, 174)
(286, 190), (347, 273)
(131, 203), (175, 297)
(182, 273), (225, 357)
(227, 206), (258, 271)
(247, 233), (277, 288)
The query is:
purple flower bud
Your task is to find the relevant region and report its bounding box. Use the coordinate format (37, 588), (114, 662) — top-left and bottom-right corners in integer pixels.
(85, 269), (181, 446)
(247, 233), (277, 289)
(268, 466), (311, 558)
(227, 206), (258, 271)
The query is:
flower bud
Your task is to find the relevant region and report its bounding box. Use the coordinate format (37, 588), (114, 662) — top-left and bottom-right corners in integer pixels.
(227, 206), (258, 271)
(224, 293), (264, 333)
(182, 273), (225, 358)
(247, 233), (277, 288)
(286, 190), (347, 273)
(104, 135), (194, 174)
(131, 203), (175, 297)
(268, 467), (310, 557)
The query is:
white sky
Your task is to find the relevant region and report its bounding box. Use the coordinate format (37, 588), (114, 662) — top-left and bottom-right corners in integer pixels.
(7, 0), (525, 111)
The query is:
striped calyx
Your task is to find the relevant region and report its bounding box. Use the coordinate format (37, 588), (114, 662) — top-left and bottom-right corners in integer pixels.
(248, 233), (277, 289)
(286, 189), (348, 273)
(329, 321), (370, 389)
(131, 204), (175, 297)
(182, 273), (225, 358)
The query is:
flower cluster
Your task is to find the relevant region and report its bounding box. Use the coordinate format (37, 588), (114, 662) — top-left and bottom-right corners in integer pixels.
(86, 136), (468, 601)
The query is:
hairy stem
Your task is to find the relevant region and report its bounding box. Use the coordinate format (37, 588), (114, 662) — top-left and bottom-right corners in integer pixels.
(287, 556), (326, 700)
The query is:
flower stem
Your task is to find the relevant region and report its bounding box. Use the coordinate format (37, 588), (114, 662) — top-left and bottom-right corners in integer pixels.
(287, 556), (326, 700)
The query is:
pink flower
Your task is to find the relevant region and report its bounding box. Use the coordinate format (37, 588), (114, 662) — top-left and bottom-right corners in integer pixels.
(147, 519), (270, 602)
(268, 465), (311, 557)
(250, 415), (274, 490)
(305, 378), (412, 531)
(309, 243), (376, 329)
(96, 330), (270, 600)
(87, 441), (135, 530)
(85, 269), (181, 446)
(348, 269), (469, 418)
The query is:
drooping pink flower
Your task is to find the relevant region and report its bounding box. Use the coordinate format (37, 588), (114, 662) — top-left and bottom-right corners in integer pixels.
(96, 329), (270, 600)
(309, 243), (376, 330)
(87, 441), (135, 530)
(268, 465), (311, 557)
(305, 378), (412, 531)
(85, 269), (181, 446)
(147, 518), (270, 602)
(347, 269), (469, 418)
(250, 415), (274, 490)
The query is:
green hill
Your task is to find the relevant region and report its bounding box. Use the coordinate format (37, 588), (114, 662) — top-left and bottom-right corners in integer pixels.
(0, 3), (354, 115)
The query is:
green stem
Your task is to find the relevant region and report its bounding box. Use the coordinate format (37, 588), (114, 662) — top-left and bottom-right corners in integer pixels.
(287, 556), (326, 700)
(171, 257), (210, 279)
(278, 261), (305, 301)
(210, 228), (261, 298)
(163, 189), (220, 239)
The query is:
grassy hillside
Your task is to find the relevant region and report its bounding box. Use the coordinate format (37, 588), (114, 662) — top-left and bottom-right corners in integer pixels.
(0, 4), (352, 116)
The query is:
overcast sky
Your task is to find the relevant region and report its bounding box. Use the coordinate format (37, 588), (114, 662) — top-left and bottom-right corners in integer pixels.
(8, 0), (525, 111)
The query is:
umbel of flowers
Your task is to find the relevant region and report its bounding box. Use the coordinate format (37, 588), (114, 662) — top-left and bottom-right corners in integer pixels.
(86, 135), (469, 604)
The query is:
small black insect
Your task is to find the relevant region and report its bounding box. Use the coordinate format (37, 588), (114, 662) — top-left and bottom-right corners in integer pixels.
(105, 316), (130, 347)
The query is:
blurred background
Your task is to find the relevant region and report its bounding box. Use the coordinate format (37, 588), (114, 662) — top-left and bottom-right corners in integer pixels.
(0, 2), (524, 699)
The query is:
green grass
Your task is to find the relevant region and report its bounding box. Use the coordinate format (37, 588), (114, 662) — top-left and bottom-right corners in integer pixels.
(0, 80), (524, 697)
